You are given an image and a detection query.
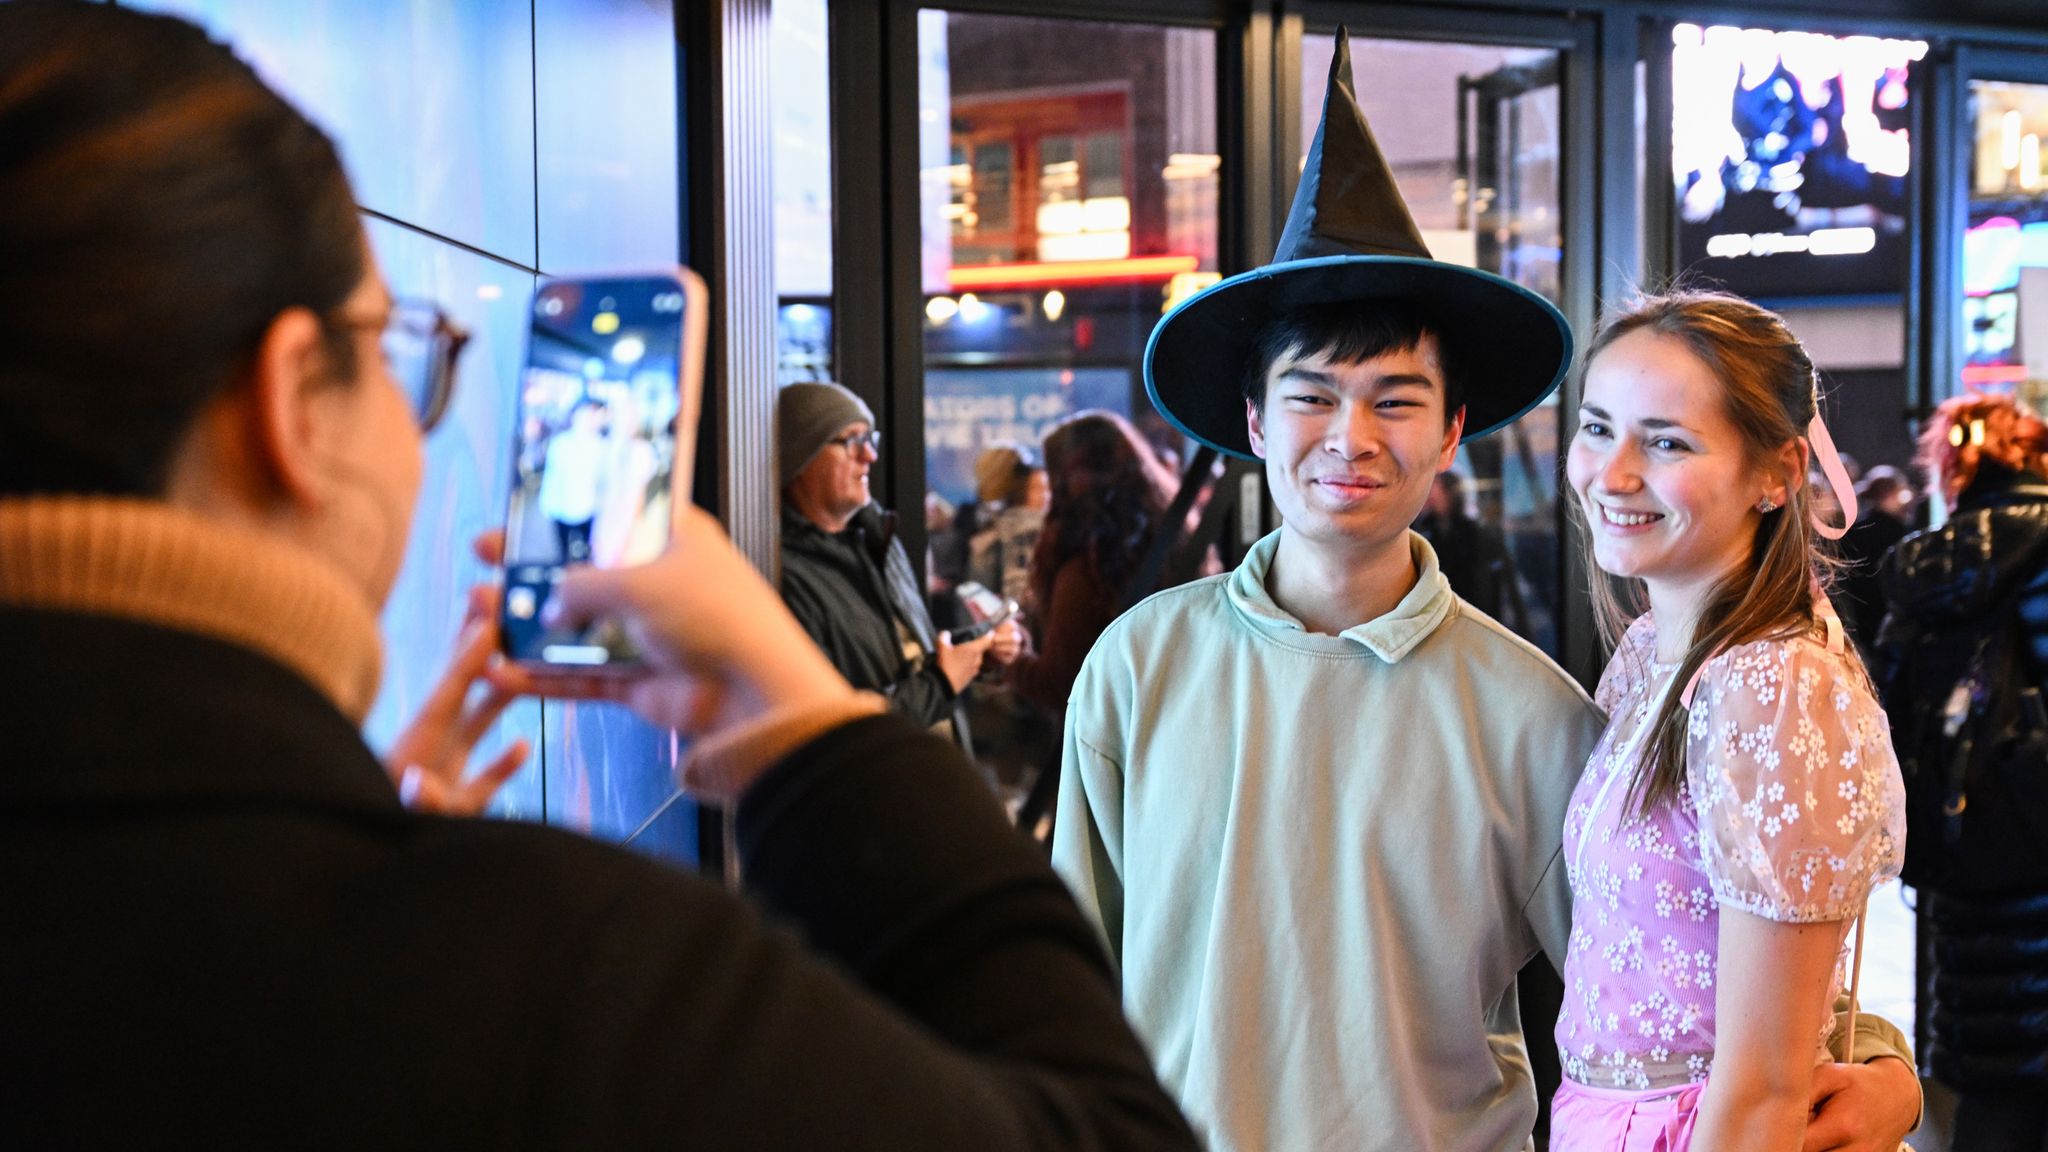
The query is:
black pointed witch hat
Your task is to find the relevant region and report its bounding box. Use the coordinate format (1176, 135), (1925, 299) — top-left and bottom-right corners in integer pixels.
(1145, 28), (1573, 459)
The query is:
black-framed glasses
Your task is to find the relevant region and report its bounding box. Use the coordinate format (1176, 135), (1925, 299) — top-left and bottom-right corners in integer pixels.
(379, 298), (470, 432)
(827, 428), (882, 453)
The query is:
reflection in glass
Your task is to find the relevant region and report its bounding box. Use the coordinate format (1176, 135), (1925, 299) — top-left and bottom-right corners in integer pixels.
(1964, 80), (2048, 402)
(922, 14), (1219, 498)
(774, 0), (835, 385)
(1304, 34), (1566, 656)
(919, 12), (1220, 801)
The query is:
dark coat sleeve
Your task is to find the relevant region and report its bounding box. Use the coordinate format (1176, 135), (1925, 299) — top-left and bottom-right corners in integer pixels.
(542, 714), (1195, 1151)
(1005, 556), (1118, 716)
(881, 661), (959, 730)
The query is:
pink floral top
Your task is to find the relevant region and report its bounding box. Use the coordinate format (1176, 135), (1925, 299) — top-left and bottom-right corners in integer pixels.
(1555, 611), (1905, 1091)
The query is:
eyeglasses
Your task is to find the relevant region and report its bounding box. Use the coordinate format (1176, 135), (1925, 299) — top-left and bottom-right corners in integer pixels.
(337, 298), (470, 432)
(378, 299), (470, 432)
(828, 428), (882, 454)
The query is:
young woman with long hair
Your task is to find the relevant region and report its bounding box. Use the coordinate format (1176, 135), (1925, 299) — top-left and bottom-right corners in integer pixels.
(1005, 410), (1175, 833)
(1550, 291), (1906, 1150)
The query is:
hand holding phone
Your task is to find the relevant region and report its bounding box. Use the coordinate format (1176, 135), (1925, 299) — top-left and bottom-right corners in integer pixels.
(500, 269), (707, 670)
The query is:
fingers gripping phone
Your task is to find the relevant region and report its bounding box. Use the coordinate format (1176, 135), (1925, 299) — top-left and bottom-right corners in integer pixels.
(499, 270), (707, 669)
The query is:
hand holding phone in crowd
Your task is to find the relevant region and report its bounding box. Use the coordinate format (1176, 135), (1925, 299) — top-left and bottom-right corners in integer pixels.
(543, 504), (865, 801)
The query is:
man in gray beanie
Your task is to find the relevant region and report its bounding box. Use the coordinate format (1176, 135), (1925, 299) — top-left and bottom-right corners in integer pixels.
(777, 382), (1014, 749)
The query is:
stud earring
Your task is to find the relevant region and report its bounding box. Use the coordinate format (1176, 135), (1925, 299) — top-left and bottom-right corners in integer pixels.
(1757, 496), (1780, 514)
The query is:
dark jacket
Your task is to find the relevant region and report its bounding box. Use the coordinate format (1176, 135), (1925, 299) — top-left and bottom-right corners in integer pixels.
(1875, 462), (2048, 1086)
(1834, 510), (1910, 655)
(0, 609), (1195, 1149)
(1416, 511), (1520, 629)
(780, 503), (970, 746)
(1876, 463), (2048, 676)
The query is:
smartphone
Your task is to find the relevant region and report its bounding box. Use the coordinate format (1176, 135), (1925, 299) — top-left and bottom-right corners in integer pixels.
(499, 269), (707, 669)
(946, 581), (1017, 644)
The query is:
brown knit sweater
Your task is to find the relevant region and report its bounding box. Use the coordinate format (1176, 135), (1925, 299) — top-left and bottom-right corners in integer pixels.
(0, 497), (384, 722)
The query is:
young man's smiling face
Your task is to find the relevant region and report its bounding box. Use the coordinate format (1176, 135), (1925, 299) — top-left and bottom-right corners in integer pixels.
(1247, 333), (1463, 561)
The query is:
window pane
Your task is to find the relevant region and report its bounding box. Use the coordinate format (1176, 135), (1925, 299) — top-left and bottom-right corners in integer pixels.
(1964, 80), (2048, 403)
(923, 14), (1219, 501)
(774, 0), (835, 386)
(919, 12), (1221, 798)
(1304, 34), (1567, 657)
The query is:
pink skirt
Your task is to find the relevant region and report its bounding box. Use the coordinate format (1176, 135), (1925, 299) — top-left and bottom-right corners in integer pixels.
(1550, 1079), (1703, 1152)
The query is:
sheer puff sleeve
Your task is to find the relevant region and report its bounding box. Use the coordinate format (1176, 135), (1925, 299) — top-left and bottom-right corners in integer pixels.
(1684, 635), (1906, 923)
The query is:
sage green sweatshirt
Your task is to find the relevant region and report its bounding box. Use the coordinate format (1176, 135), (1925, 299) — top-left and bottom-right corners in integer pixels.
(1053, 530), (1603, 1152)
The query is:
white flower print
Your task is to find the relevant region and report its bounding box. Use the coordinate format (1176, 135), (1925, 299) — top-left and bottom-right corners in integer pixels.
(1557, 623), (1903, 1097)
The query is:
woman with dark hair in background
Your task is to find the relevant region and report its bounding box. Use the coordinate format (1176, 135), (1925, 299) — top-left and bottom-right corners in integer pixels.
(1006, 411), (1175, 838)
(1875, 392), (2048, 1151)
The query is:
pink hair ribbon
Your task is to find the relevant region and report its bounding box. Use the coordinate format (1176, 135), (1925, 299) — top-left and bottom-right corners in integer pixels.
(1806, 414), (1858, 542)
(1676, 414), (1855, 709)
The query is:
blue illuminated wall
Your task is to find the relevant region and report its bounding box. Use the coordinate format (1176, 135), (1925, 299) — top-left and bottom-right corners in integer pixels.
(119, 0), (698, 864)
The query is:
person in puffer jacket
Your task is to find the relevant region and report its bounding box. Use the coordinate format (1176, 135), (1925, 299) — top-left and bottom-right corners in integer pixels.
(1875, 392), (2048, 1151)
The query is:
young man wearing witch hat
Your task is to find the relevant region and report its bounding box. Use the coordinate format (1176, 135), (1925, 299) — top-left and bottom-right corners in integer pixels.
(1050, 31), (1919, 1152)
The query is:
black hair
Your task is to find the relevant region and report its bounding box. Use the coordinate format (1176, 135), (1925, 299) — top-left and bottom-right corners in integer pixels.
(1242, 300), (1464, 422)
(0, 1), (365, 496)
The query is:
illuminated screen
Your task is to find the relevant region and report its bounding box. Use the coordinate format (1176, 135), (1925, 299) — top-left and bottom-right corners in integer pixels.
(1963, 81), (2048, 391)
(502, 276), (686, 666)
(1673, 24), (1926, 299)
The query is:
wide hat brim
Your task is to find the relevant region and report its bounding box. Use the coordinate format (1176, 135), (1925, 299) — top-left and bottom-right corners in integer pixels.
(1144, 255), (1573, 460)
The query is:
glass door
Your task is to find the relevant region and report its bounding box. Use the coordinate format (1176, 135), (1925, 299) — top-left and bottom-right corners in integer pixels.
(912, 10), (1224, 804)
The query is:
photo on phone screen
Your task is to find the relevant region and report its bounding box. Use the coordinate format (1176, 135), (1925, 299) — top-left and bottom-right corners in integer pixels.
(500, 273), (693, 668)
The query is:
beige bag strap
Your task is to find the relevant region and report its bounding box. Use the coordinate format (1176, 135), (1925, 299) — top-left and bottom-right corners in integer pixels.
(1842, 898), (1867, 1045)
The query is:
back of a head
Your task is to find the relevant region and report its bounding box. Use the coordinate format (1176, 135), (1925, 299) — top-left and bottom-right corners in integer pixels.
(1031, 411), (1172, 606)
(1856, 464), (1908, 507)
(1043, 411), (1169, 513)
(973, 443), (1030, 506)
(1920, 392), (2048, 500)
(0, 1), (363, 497)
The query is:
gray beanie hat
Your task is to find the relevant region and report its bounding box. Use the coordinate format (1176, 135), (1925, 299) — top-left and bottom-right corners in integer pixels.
(778, 381), (876, 487)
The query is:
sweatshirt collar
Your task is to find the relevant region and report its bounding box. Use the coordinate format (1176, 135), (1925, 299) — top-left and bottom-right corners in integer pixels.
(1226, 527), (1454, 661)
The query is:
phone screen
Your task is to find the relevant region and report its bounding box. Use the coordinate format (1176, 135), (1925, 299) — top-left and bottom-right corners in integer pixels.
(501, 274), (689, 667)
